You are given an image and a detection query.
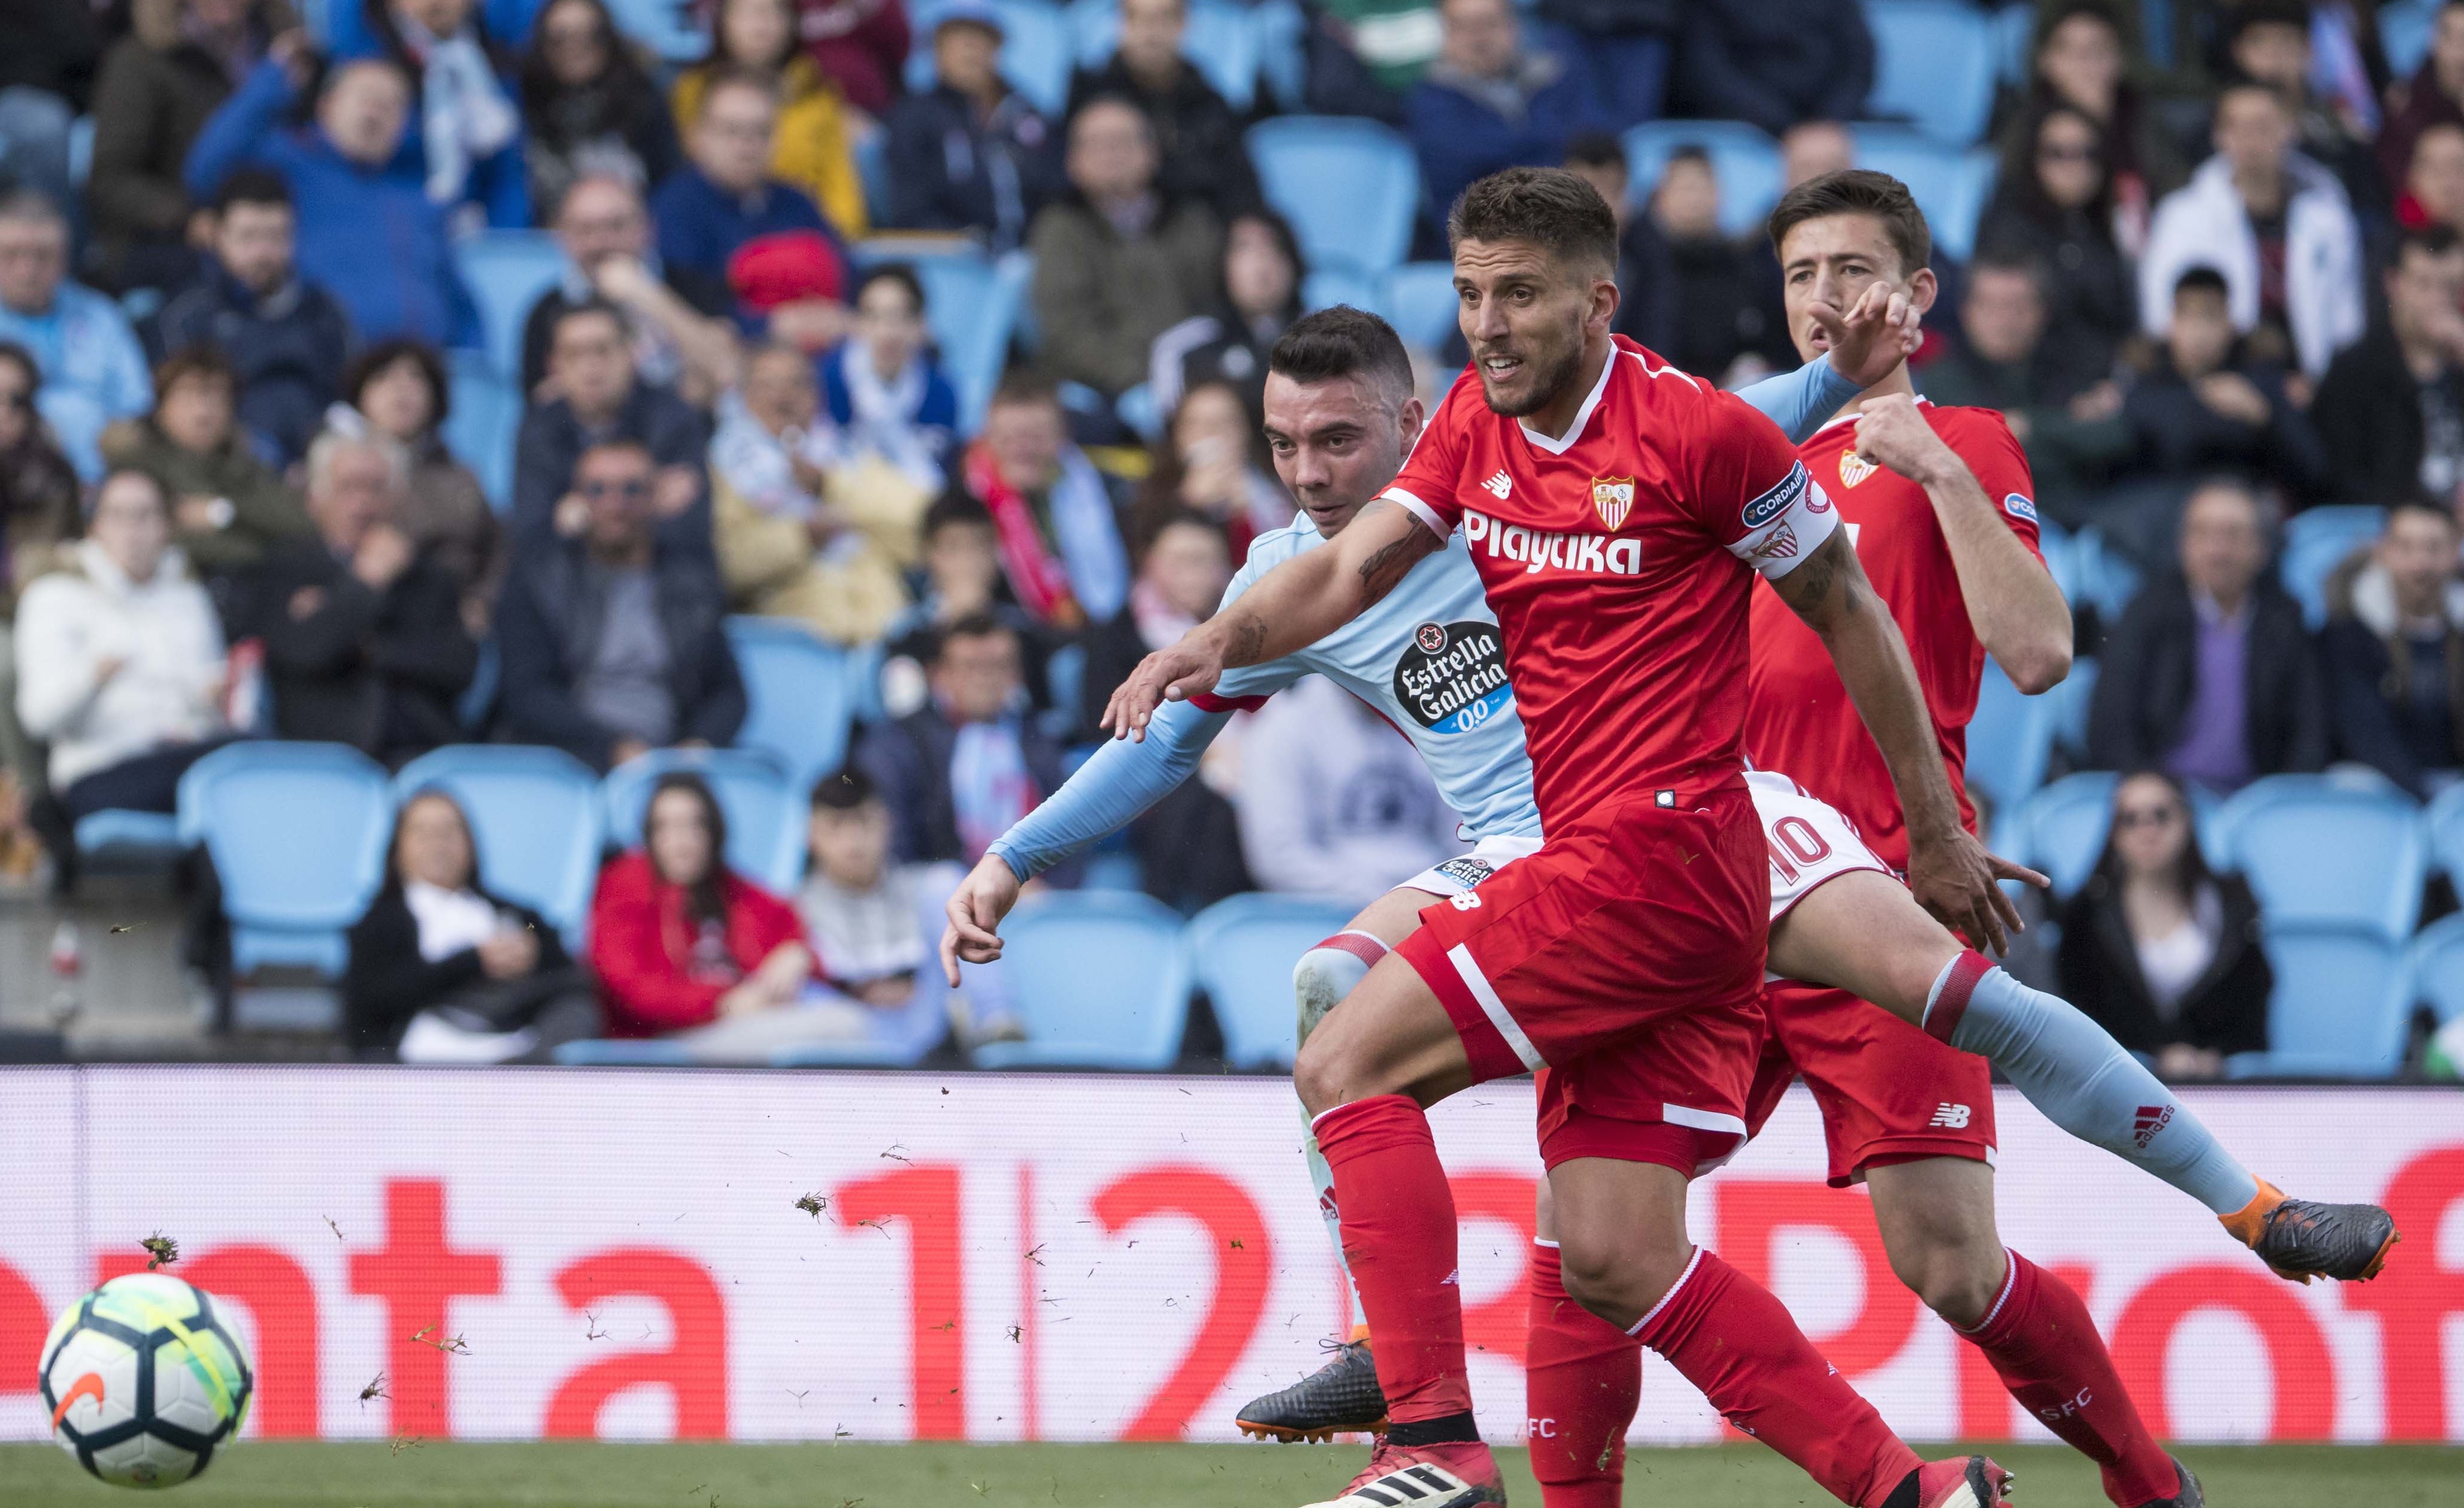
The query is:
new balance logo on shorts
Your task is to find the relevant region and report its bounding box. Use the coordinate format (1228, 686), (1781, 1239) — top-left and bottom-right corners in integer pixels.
(1449, 891), (1481, 911)
(2132, 1104), (2173, 1148)
(1481, 470), (1512, 500)
(1929, 1103), (1972, 1129)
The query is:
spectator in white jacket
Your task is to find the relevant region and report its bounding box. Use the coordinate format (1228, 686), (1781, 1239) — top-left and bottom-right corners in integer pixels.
(15, 470), (232, 820)
(1233, 672), (1468, 907)
(2138, 81), (2363, 381)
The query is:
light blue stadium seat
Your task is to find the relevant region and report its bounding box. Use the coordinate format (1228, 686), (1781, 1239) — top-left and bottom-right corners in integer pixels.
(2407, 912), (2464, 1025)
(1254, 0), (1306, 109)
(2012, 770), (2117, 898)
(391, 746), (606, 939)
(72, 810), (183, 866)
(1864, 0), (1997, 145)
(907, 0), (1072, 115)
(1303, 266), (1380, 314)
(2277, 504), (2382, 627)
(1044, 641), (1087, 738)
(725, 617), (862, 792)
(1991, 2), (2034, 83)
(2426, 780), (2464, 885)
(1247, 117), (1420, 277)
(176, 742), (392, 976)
(2228, 923), (2413, 1079)
(853, 130), (891, 227)
(453, 230), (571, 381)
(1184, 894), (1356, 1070)
(971, 891), (1191, 1069)
(604, 0), (711, 60)
(2070, 526), (2142, 622)
(602, 748), (805, 894)
(1620, 120), (1783, 241)
(554, 1038), (697, 1065)
(1966, 658), (2054, 813)
(2384, 0), (2440, 79)
(852, 246), (1031, 433)
(441, 350), (519, 514)
(1380, 261), (1461, 350)
(2051, 654), (2097, 762)
(1115, 382), (1163, 442)
(2214, 774), (2426, 941)
(1067, 0), (1263, 111)
(1850, 128), (1997, 262)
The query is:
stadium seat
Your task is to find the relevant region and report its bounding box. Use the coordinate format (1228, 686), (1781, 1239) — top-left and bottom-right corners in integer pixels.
(1849, 128), (1997, 262)
(2426, 781), (2464, 886)
(2011, 770), (2117, 898)
(176, 742), (392, 976)
(1302, 266), (1380, 315)
(601, 749), (806, 894)
(1863, 0), (1997, 145)
(1966, 658), (2054, 813)
(453, 230), (571, 381)
(1067, 0), (1264, 111)
(554, 1038), (697, 1065)
(725, 617), (863, 792)
(2407, 911), (2464, 1025)
(2383, 0), (2440, 79)
(971, 891), (1192, 1069)
(1380, 261), (1462, 351)
(603, 0), (710, 60)
(441, 350), (519, 514)
(71, 810), (183, 870)
(2069, 526), (2143, 623)
(391, 746), (606, 939)
(1247, 117), (1421, 277)
(1184, 894), (1356, 1069)
(1991, 2), (2034, 83)
(2214, 774), (2426, 941)
(2277, 504), (2382, 628)
(853, 246), (1031, 433)
(2229, 922), (2413, 1079)
(1115, 383), (1163, 443)
(1619, 120), (1784, 241)
(2051, 654), (2097, 763)
(906, 0), (1072, 115)
(1254, 0), (1306, 109)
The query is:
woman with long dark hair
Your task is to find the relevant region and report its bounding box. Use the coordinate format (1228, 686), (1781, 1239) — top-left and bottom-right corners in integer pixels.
(1145, 210), (1308, 419)
(1998, 0), (2184, 256)
(2056, 770), (2272, 1079)
(1977, 102), (2135, 361)
(517, 0), (681, 211)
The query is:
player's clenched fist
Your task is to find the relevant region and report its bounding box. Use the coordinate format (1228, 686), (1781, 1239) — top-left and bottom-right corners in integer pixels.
(1852, 393), (1961, 488)
(940, 853), (1025, 984)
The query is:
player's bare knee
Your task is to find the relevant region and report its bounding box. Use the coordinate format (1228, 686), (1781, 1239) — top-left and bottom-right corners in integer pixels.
(1889, 1235), (2005, 1329)
(1293, 1031), (1375, 1117)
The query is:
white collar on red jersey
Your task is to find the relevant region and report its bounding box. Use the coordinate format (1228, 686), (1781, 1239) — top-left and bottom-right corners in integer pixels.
(1813, 393), (1932, 435)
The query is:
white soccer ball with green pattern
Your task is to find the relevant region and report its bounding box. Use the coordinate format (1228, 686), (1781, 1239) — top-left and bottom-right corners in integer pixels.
(38, 1272), (253, 1488)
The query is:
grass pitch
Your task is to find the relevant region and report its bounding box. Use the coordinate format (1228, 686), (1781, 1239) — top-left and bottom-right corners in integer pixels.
(1, 1441), (2457, 1507)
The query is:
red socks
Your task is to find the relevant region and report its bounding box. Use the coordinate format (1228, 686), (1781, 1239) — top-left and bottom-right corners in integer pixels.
(1960, 1252), (2176, 1507)
(1312, 1095), (1476, 1429)
(1630, 1248), (1923, 1508)
(1525, 1242), (1642, 1508)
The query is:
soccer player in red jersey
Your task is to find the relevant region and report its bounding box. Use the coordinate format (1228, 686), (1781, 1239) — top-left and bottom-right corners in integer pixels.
(1105, 168), (2017, 1508)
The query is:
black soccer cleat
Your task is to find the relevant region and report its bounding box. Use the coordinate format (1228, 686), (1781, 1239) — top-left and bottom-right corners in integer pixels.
(1237, 1338), (1390, 1443)
(2132, 1454), (2203, 1508)
(2221, 1179), (2399, 1284)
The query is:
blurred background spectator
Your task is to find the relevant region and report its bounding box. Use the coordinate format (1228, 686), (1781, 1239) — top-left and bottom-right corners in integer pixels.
(13, 469), (232, 823)
(100, 348), (311, 595)
(1978, 102), (2136, 371)
(522, 174), (741, 404)
(2089, 477), (2326, 789)
(2058, 769), (2271, 1082)
(858, 611), (1071, 873)
(86, 0), (287, 296)
(152, 170), (352, 469)
(1030, 96), (1221, 399)
(2223, 0), (2384, 221)
(2381, 0), (2464, 192)
(186, 52), (481, 349)
(1235, 672), (1465, 906)
(513, 300), (710, 556)
(1131, 380), (1290, 555)
(1406, 0), (1599, 241)
(256, 430), (476, 760)
(2313, 225), (2464, 505)
(675, 0), (869, 241)
(1670, 0), (1869, 138)
(0, 344), (83, 838)
(327, 340), (502, 633)
(2120, 266), (2326, 511)
(2004, 1), (2183, 238)
(1533, 0), (1670, 136)
(797, 764), (950, 1059)
(878, 493), (1055, 711)
(337, 0), (530, 230)
(497, 438), (746, 769)
(710, 341), (925, 644)
(2322, 500), (2464, 800)
(940, 375), (1126, 629)
(822, 263), (957, 485)
(0, 192), (153, 483)
(882, 1), (1062, 250)
(2400, 120), (2464, 235)
(0, 4), (98, 219)
(344, 786), (598, 1062)
(1066, 0), (1258, 219)
(652, 68), (844, 296)
(788, 0), (909, 119)
(519, 0), (682, 214)
(1146, 210), (1305, 418)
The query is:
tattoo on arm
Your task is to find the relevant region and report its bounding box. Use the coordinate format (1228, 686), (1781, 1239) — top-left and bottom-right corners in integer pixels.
(1225, 614), (1268, 666)
(1774, 529), (1864, 626)
(1350, 500), (1441, 610)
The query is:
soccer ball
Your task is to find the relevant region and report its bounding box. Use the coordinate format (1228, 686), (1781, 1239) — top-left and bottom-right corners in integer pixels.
(38, 1273), (254, 1488)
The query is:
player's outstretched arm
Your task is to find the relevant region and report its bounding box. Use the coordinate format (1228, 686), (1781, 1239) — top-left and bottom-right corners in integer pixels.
(1101, 498), (1440, 740)
(1853, 394), (2072, 694)
(1769, 528), (2027, 952)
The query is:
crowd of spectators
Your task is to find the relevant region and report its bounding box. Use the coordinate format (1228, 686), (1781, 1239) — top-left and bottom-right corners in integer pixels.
(7, 0), (2464, 1073)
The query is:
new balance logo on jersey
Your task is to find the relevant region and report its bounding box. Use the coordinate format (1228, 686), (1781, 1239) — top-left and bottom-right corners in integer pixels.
(1461, 510), (1645, 576)
(1481, 470), (1512, 500)
(1929, 1103), (1973, 1129)
(2132, 1103), (2174, 1148)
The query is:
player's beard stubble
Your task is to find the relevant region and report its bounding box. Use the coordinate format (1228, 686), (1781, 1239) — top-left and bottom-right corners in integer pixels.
(1473, 320), (1587, 419)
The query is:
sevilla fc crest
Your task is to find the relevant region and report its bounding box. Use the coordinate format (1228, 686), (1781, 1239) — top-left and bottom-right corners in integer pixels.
(1838, 452), (1877, 488)
(1590, 476), (1635, 530)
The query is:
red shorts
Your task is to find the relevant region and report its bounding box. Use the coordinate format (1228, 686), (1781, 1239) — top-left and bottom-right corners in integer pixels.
(1395, 786), (1768, 1171)
(1743, 980), (1998, 1187)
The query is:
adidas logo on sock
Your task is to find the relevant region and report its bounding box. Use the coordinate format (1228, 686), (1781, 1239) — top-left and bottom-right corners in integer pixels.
(2132, 1104), (2174, 1148)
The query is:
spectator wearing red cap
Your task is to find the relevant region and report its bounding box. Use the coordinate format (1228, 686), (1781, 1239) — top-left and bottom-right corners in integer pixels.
(727, 229), (851, 352)
(651, 67), (845, 298)
(511, 301), (712, 560)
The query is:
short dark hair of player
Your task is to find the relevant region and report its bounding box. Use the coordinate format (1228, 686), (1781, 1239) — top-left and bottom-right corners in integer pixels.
(922, 490), (996, 542)
(854, 261), (927, 314)
(930, 610), (1017, 665)
(1268, 305), (1415, 407)
(2172, 265), (2229, 303)
(1445, 167), (1618, 278)
(1561, 132), (1626, 174)
(1767, 169), (1932, 278)
(810, 764), (879, 811)
(211, 168), (292, 216)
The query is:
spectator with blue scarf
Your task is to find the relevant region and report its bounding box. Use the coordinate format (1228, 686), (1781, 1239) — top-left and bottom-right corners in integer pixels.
(821, 264), (959, 491)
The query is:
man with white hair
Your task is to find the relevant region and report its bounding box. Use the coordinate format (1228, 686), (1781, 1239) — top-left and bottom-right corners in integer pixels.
(0, 192), (153, 481)
(252, 430), (478, 760)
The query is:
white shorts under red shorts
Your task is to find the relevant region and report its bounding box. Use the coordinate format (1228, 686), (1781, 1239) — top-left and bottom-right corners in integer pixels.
(1395, 785), (1769, 1176)
(1394, 833), (1544, 900)
(1742, 769), (1998, 1185)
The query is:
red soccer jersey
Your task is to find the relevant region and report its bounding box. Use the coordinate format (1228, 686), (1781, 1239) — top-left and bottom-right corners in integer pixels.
(1384, 336), (1840, 828)
(1743, 400), (2044, 869)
